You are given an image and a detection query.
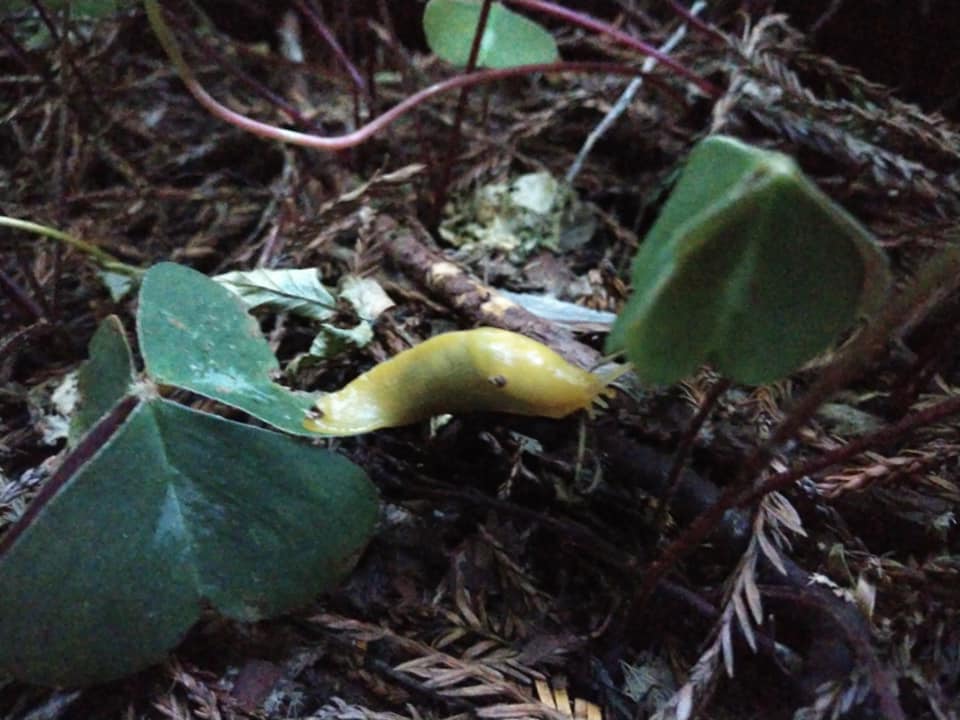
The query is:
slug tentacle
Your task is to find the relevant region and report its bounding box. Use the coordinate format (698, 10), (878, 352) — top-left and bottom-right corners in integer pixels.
(303, 328), (621, 436)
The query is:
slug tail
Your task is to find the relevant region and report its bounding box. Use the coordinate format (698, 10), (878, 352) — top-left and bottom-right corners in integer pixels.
(587, 362), (631, 417)
(596, 362), (631, 389)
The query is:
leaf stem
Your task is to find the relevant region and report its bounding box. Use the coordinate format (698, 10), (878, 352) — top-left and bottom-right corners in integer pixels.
(144, 0), (708, 152)
(503, 0), (721, 97)
(0, 216), (143, 277)
(631, 245), (960, 610)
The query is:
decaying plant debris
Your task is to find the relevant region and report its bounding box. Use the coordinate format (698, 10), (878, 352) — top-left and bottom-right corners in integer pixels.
(1, 2), (959, 719)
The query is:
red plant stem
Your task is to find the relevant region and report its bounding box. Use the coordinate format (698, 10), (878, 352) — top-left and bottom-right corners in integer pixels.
(30, 0), (110, 122)
(0, 269), (45, 322)
(0, 396), (141, 557)
(29, 0), (60, 41)
(147, 0), (714, 151)
(503, 0), (721, 97)
(165, 53), (666, 151)
(163, 9), (316, 129)
(634, 390), (960, 608)
(665, 0), (727, 44)
(656, 377), (731, 531)
(295, 0), (367, 95)
(761, 585), (905, 720)
(435, 0), (495, 215)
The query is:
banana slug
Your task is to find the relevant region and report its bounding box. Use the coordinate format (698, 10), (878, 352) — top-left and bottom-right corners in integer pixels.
(303, 328), (621, 435)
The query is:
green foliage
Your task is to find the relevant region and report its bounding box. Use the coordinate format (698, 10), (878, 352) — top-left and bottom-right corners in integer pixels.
(139, 263), (318, 436)
(6, 0), (121, 17)
(68, 314), (135, 444)
(0, 264), (379, 687)
(607, 135), (890, 385)
(423, 0), (558, 68)
(214, 267), (337, 322)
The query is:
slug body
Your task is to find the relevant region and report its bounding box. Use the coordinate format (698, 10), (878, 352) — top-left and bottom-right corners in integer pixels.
(304, 328), (612, 435)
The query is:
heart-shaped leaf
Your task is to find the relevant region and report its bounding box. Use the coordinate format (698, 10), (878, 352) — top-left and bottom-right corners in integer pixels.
(138, 262), (317, 435)
(0, 396), (377, 687)
(423, 0), (558, 69)
(69, 314), (136, 444)
(607, 135), (890, 385)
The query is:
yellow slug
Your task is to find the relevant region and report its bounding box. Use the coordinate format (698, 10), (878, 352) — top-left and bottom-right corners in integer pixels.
(303, 328), (619, 435)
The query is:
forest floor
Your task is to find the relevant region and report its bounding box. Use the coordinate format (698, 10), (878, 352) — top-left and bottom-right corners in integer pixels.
(1, 2), (959, 719)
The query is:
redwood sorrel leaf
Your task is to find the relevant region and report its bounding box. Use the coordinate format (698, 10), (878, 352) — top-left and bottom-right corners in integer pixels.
(0, 397), (377, 687)
(69, 314), (136, 445)
(607, 135), (890, 385)
(423, 0), (558, 69)
(138, 262), (317, 435)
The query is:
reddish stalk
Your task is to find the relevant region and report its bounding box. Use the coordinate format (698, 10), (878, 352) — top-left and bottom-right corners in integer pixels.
(665, 0), (727, 44)
(146, 0), (717, 152)
(434, 0), (495, 217)
(294, 0), (367, 95)
(503, 0), (721, 97)
(148, 1), (667, 153)
(163, 9), (316, 129)
(633, 390), (960, 613)
(655, 377), (731, 531)
(0, 269), (46, 322)
(628, 248), (960, 612)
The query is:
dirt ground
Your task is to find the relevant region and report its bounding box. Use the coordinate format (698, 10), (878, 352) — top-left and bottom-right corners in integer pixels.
(1, 2), (959, 719)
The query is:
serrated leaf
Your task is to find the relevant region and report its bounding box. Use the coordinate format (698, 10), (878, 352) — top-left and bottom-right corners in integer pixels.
(214, 267), (336, 322)
(0, 397), (377, 687)
(607, 135), (890, 386)
(138, 263), (317, 435)
(69, 315), (136, 445)
(423, 0), (558, 69)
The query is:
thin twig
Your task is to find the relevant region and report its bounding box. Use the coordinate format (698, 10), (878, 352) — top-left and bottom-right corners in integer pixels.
(566, 0), (706, 182)
(295, 0), (367, 95)
(0, 269), (46, 322)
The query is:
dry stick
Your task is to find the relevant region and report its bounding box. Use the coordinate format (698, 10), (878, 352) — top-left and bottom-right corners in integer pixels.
(379, 216), (603, 371)
(633, 246), (960, 611)
(566, 0), (705, 183)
